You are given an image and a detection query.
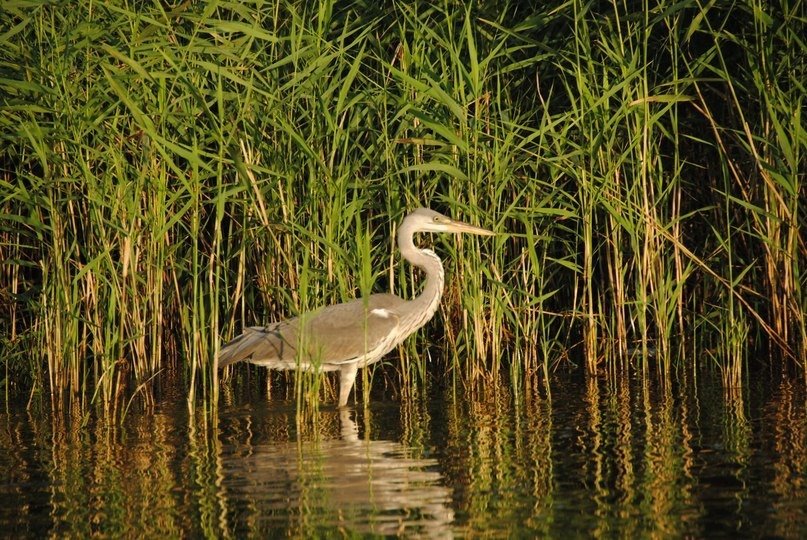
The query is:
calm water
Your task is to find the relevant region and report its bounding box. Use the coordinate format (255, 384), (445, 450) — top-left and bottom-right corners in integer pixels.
(2, 368), (806, 538)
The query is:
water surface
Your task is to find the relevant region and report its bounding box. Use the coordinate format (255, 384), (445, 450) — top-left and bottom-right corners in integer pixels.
(2, 369), (806, 537)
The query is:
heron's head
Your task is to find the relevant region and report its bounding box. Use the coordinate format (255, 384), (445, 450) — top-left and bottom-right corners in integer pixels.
(406, 207), (494, 236)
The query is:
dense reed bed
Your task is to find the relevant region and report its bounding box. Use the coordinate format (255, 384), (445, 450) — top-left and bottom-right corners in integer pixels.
(1, 0), (804, 415)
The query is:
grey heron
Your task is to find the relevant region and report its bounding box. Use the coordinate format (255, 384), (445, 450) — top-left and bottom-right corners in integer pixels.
(218, 207), (494, 406)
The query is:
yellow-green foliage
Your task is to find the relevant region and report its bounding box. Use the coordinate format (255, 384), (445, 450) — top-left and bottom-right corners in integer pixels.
(0, 0), (804, 413)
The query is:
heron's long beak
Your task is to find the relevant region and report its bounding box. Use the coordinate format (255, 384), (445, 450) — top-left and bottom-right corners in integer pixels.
(448, 220), (495, 236)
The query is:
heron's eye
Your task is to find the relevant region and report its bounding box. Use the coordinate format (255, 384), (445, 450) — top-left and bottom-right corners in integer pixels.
(433, 216), (440, 222)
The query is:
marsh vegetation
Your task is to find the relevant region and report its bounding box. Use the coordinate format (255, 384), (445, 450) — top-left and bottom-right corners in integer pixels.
(1, 0), (804, 414)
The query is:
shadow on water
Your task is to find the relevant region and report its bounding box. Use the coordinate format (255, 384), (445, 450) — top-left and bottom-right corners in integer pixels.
(1, 367), (807, 537)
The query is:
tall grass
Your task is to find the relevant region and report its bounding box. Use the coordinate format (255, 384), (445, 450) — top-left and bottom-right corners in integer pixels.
(0, 0), (804, 414)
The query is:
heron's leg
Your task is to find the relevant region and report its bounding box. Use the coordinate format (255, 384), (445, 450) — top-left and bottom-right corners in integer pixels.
(338, 363), (359, 407)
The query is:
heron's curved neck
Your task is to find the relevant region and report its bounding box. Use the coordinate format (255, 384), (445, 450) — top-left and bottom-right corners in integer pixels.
(398, 225), (445, 323)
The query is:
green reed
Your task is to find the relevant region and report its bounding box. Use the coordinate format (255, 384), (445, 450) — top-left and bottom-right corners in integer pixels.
(0, 0), (804, 415)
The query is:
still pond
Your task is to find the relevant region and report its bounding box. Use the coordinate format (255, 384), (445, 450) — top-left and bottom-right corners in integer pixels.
(2, 368), (806, 538)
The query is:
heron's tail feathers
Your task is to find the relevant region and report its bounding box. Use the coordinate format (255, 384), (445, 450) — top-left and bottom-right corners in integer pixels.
(218, 327), (264, 368)
(218, 323), (290, 368)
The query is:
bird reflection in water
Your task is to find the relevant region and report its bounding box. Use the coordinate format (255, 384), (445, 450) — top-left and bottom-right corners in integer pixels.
(219, 407), (455, 538)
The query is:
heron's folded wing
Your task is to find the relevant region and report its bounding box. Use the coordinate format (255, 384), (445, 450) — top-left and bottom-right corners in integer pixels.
(301, 296), (402, 365)
(219, 295), (404, 368)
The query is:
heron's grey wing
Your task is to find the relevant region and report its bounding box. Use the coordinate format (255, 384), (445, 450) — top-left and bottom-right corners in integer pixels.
(218, 294), (406, 369)
(299, 294), (404, 365)
(218, 320), (300, 368)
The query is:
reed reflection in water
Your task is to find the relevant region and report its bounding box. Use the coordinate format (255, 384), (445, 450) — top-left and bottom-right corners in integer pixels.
(1, 369), (806, 537)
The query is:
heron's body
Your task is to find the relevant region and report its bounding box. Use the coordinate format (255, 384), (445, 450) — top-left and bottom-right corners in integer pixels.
(218, 208), (493, 406)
